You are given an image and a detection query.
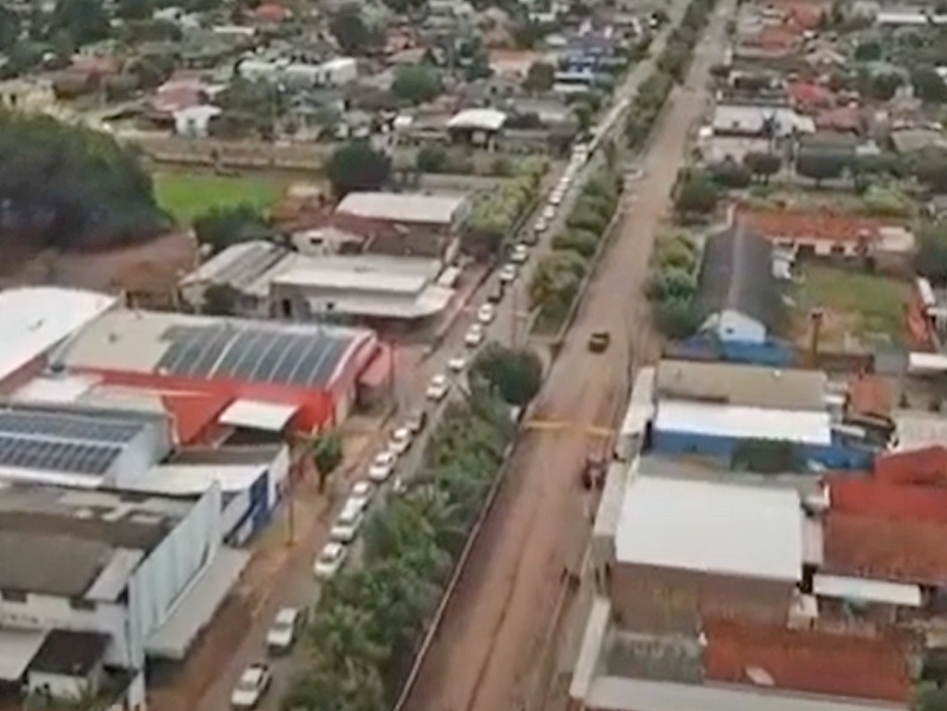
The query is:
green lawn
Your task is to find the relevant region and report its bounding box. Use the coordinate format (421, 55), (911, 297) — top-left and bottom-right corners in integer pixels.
(792, 264), (910, 346)
(152, 170), (288, 222)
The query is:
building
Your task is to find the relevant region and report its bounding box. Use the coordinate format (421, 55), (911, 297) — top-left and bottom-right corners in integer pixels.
(178, 243), (456, 325)
(331, 191), (470, 259)
(0, 287), (117, 395)
(695, 224), (785, 345)
(739, 209), (915, 264)
(237, 56), (358, 87)
(0, 482), (247, 708)
(712, 104), (814, 137)
(57, 308), (386, 431)
(446, 108), (507, 148)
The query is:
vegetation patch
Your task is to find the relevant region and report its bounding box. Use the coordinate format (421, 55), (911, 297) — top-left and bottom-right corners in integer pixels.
(152, 170), (287, 222)
(791, 263), (910, 347)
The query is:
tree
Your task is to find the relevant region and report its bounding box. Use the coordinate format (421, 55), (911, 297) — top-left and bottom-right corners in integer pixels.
(416, 145), (449, 173)
(708, 160), (752, 189)
(573, 101), (595, 135)
(529, 251), (585, 314)
(674, 173), (718, 214)
(654, 298), (701, 338)
(117, 0), (153, 20)
(742, 151), (781, 183)
(0, 8), (20, 52)
(853, 40), (882, 61)
(795, 150), (847, 185)
(552, 229), (598, 257)
(913, 66), (947, 103)
(391, 66), (442, 105)
(648, 267), (696, 301)
(471, 344), (544, 406)
(380, 0), (426, 15)
(326, 141), (391, 198)
(915, 220), (947, 284)
(329, 5), (378, 55)
(312, 432), (344, 493)
(566, 202), (609, 233)
(192, 204), (269, 254)
(916, 153), (947, 193)
(523, 61), (555, 93)
(868, 72), (903, 101)
(50, 0), (110, 46)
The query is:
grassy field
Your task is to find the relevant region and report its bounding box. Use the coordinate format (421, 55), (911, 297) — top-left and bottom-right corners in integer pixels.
(792, 263), (910, 347)
(152, 170), (289, 222)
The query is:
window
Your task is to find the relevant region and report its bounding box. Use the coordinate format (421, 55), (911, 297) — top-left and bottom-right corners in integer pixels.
(69, 597), (96, 612)
(1, 589), (26, 603)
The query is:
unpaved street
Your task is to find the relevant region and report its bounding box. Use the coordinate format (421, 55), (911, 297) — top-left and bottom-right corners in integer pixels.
(402, 6), (732, 711)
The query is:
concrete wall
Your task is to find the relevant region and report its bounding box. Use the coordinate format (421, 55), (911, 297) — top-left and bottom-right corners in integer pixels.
(609, 563), (794, 633)
(28, 663), (103, 700)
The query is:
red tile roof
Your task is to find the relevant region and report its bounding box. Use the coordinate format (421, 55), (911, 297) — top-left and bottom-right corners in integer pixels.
(847, 373), (892, 418)
(788, 81), (835, 109)
(823, 513), (947, 585)
(755, 25), (803, 50)
(739, 209), (882, 243)
(875, 446), (947, 486)
(815, 106), (862, 132)
(827, 476), (947, 524)
(702, 618), (910, 702)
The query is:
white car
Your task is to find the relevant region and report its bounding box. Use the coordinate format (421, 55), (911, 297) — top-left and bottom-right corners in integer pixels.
(330, 500), (365, 543)
(542, 205), (556, 220)
(426, 373), (450, 400)
(549, 191), (563, 206)
(313, 541), (348, 579)
(465, 323), (485, 347)
(477, 303), (496, 324)
(231, 664), (271, 708)
(266, 608), (301, 654)
(389, 427), (413, 456)
(349, 480), (375, 512)
(510, 244), (529, 264)
(533, 216), (548, 233)
(368, 450), (396, 482)
(498, 264), (518, 283)
(448, 355), (468, 372)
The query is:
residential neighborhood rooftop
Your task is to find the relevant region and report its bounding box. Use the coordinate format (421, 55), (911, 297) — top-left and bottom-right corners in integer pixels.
(334, 191), (469, 225)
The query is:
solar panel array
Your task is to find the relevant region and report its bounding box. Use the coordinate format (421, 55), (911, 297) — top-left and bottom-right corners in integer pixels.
(0, 408), (150, 476)
(156, 324), (354, 388)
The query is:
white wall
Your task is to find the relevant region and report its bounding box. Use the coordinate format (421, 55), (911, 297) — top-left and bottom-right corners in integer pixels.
(127, 484), (222, 665)
(0, 596), (132, 667)
(28, 663), (102, 700)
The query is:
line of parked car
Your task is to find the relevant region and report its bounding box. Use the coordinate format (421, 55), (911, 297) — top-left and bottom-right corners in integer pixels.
(230, 142), (595, 710)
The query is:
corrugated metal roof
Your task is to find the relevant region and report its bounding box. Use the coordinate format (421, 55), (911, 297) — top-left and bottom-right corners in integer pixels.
(220, 399), (297, 432)
(0, 628), (48, 681)
(614, 476), (803, 581)
(335, 191), (467, 225)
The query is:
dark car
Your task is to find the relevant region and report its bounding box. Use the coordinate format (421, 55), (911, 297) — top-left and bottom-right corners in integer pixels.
(521, 230), (539, 246)
(486, 281), (505, 304)
(588, 331), (611, 353)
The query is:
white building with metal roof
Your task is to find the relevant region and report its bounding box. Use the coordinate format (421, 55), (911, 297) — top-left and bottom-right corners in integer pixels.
(335, 191), (469, 226)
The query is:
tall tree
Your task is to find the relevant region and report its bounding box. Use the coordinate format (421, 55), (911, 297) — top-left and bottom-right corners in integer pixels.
(326, 141), (391, 198)
(391, 66), (443, 105)
(51, 0), (110, 46)
(471, 344), (544, 406)
(311, 432), (343, 492)
(523, 61), (555, 93)
(329, 5), (378, 55)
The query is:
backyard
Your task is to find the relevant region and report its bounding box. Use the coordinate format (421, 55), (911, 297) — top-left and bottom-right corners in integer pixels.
(791, 263), (911, 349)
(152, 169), (290, 222)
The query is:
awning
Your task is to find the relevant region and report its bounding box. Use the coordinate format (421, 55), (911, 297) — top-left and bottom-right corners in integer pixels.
(220, 399), (297, 433)
(146, 547), (250, 660)
(0, 628), (49, 681)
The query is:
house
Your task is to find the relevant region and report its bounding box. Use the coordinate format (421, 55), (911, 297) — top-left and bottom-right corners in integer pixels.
(694, 223), (785, 345)
(738, 209), (915, 264)
(237, 56), (358, 88)
(712, 104), (814, 137)
(446, 108), (507, 148)
(173, 105), (222, 137)
(0, 78), (56, 113)
(890, 127), (947, 155)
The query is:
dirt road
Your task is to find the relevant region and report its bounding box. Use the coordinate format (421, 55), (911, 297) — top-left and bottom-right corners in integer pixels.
(401, 7), (731, 711)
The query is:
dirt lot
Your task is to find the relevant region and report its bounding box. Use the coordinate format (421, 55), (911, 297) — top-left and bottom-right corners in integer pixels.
(400, 7), (730, 711)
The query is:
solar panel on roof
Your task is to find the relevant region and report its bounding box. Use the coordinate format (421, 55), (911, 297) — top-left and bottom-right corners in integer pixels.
(309, 336), (349, 386)
(267, 334), (311, 384)
(183, 325), (231, 377)
(0, 435), (122, 475)
(249, 333), (294, 382)
(0, 411), (143, 443)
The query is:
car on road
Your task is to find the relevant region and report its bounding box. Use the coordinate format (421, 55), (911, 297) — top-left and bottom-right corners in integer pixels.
(368, 450), (396, 482)
(426, 373), (450, 400)
(313, 541), (348, 579)
(533, 216), (548, 234)
(406, 409), (427, 434)
(477, 303), (496, 324)
(388, 427), (413, 456)
(486, 281), (505, 303)
(448, 354), (468, 372)
(521, 229), (539, 246)
(266, 608), (301, 654)
(588, 330), (611, 353)
(349, 480), (375, 512)
(549, 190), (563, 206)
(510, 244), (529, 264)
(542, 205), (556, 220)
(498, 264), (518, 283)
(464, 323), (484, 347)
(330, 500), (365, 543)
(231, 664), (271, 708)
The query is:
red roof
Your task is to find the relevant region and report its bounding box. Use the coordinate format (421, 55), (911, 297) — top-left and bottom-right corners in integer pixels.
(161, 391), (233, 445)
(827, 476), (947, 524)
(788, 81), (835, 109)
(253, 2), (289, 22)
(815, 106), (862, 132)
(702, 618), (910, 702)
(823, 513), (947, 585)
(847, 373), (891, 418)
(755, 25), (803, 50)
(875, 446), (947, 486)
(739, 209), (882, 243)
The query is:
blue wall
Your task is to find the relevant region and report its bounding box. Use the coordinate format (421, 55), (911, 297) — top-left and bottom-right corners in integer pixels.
(674, 335), (793, 367)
